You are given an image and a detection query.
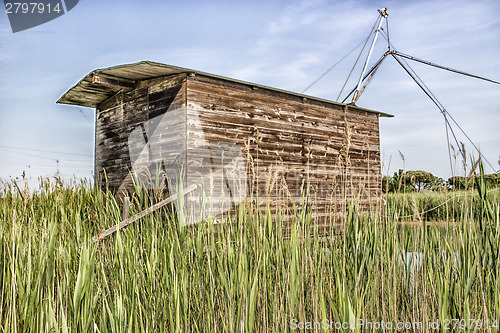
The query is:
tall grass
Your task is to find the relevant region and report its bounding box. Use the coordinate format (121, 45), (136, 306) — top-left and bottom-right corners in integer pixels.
(385, 189), (500, 223)
(0, 170), (499, 332)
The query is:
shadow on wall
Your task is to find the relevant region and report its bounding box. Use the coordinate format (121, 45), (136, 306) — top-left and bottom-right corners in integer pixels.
(126, 106), (248, 226)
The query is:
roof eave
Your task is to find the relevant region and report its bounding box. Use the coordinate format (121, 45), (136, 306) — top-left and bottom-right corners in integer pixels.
(56, 61), (394, 117)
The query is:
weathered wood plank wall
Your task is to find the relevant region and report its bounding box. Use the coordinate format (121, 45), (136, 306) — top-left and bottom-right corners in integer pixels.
(95, 72), (382, 230)
(95, 74), (187, 195)
(186, 74), (381, 228)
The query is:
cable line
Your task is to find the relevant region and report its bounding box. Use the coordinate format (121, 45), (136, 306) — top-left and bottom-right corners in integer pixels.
(391, 54), (497, 173)
(341, 52), (389, 103)
(443, 113), (454, 176)
(393, 51), (500, 86)
(0, 148), (60, 161)
(0, 147), (92, 162)
(0, 145), (92, 157)
(390, 54), (461, 173)
(337, 15), (382, 101)
(301, 35), (371, 94)
(375, 30), (498, 173)
(443, 110), (497, 172)
(392, 51), (466, 169)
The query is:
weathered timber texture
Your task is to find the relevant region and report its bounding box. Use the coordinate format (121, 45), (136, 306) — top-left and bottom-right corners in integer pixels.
(185, 74), (381, 228)
(93, 70), (383, 231)
(95, 74), (187, 196)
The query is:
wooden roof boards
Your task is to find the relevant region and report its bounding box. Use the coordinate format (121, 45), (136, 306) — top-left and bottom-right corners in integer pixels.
(57, 61), (393, 117)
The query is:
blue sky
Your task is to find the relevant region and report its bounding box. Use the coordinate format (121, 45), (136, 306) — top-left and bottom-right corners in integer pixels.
(1, 0), (499, 186)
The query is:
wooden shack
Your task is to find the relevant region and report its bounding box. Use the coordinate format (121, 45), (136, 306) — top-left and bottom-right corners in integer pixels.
(57, 61), (392, 229)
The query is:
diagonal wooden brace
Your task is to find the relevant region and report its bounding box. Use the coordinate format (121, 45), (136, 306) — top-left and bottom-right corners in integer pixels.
(91, 184), (197, 243)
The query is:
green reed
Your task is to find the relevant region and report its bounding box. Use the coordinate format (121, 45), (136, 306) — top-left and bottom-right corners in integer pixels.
(0, 167), (498, 332)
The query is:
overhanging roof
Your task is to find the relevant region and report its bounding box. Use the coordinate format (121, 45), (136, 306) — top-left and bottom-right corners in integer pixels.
(57, 61), (393, 117)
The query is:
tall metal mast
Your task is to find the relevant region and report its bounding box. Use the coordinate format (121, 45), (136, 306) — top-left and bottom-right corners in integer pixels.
(352, 8), (388, 104)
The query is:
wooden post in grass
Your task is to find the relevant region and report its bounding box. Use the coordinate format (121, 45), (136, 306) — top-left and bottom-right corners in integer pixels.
(92, 184), (197, 243)
(122, 196), (130, 220)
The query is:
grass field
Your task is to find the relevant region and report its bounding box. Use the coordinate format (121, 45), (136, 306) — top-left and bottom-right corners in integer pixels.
(385, 188), (500, 223)
(0, 169), (499, 332)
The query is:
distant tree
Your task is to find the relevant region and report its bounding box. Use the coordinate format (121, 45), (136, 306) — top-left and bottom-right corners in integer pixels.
(484, 173), (500, 188)
(382, 175), (392, 193)
(382, 170), (447, 193)
(382, 169), (415, 193)
(448, 173), (499, 190)
(382, 173), (402, 192)
(383, 167), (498, 193)
(393, 169), (408, 192)
(448, 176), (467, 190)
(431, 176), (447, 192)
(403, 170), (438, 192)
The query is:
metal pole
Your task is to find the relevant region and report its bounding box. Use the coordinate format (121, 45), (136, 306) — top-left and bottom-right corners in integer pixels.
(393, 51), (500, 85)
(352, 8), (388, 103)
(342, 52), (389, 103)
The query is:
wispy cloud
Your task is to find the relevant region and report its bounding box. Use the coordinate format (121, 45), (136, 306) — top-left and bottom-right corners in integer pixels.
(0, 0), (498, 179)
